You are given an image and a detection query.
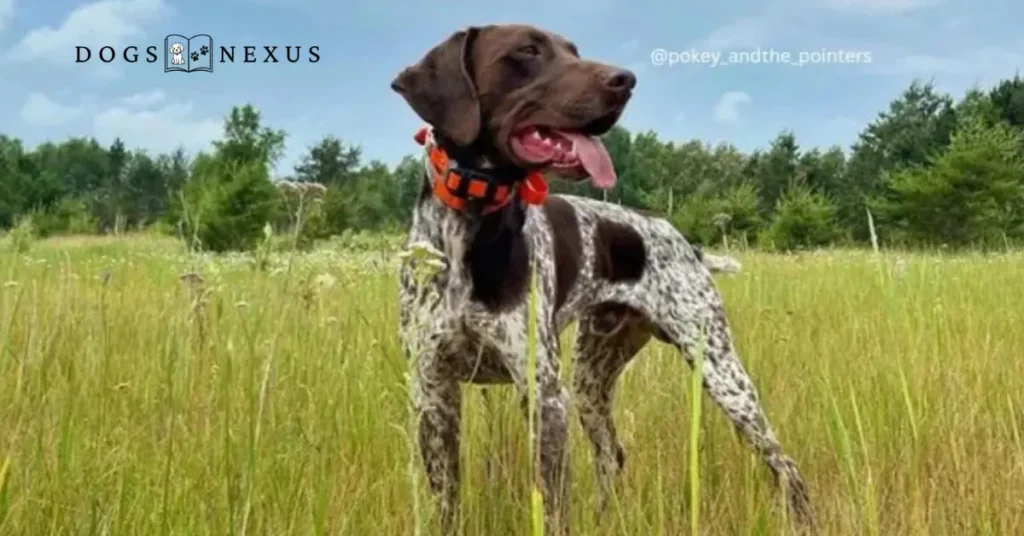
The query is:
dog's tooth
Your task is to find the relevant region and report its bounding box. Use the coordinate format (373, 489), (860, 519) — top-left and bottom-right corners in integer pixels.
(531, 130), (543, 141)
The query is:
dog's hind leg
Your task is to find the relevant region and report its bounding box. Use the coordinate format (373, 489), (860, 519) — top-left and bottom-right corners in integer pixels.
(483, 310), (571, 534)
(647, 281), (815, 528)
(572, 303), (651, 511)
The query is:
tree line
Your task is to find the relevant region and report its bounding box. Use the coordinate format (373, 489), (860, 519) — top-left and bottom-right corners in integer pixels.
(2, 75), (1023, 252)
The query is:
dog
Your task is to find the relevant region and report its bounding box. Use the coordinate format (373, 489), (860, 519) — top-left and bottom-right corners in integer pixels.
(169, 42), (185, 65)
(392, 24), (813, 534)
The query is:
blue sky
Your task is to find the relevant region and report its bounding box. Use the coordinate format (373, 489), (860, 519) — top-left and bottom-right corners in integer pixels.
(0, 0), (1021, 177)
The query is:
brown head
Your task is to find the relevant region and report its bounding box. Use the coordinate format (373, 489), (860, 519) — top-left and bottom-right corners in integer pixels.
(391, 24), (635, 189)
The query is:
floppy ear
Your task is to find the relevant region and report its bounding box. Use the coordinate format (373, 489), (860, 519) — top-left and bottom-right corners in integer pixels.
(391, 27), (481, 146)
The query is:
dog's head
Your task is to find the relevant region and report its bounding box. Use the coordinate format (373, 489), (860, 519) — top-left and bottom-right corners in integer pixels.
(391, 24), (635, 189)
(170, 42), (184, 54)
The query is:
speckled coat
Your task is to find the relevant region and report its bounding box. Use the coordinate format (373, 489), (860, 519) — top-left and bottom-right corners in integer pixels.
(398, 132), (814, 534)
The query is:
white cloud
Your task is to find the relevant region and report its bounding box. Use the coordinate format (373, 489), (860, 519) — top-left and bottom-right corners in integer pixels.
(20, 92), (85, 126)
(120, 89), (166, 108)
(19, 89), (222, 156)
(823, 0), (932, 13)
(867, 42), (1024, 87)
(713, 91), (752, 124)
(7, 0), (168, 63)
(692, 18), (770, 52)
(0, 0), (14, 35)
(93, 98), (222, 156)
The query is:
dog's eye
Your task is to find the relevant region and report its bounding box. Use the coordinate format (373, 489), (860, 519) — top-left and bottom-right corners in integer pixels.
(517, 45), (540, 56)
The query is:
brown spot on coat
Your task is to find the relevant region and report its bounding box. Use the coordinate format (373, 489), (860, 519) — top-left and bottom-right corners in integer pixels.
(543, 196), (582, 312)
(593, 219), (646, 282)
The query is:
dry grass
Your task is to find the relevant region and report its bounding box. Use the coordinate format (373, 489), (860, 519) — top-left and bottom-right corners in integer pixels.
(1, 234), (1022, 535)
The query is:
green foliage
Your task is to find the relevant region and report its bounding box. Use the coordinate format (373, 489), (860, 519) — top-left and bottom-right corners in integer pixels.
(4, 242), (1024, 534)
(872, 117), (1024, 248)
(762, 185), (841, 251)
(32, 198), (97, 236)
(178, 157), (280, 253)
(841, 81), (959, 239)
(988, 73), (1024, 129)
(672, 194), (719, 245)
(715, 182), (764, 246)
(7, 215), (36, 253)
(293, 135), (362, 185)
(328, 228), (405, 253)
(3, 75), (1024, 252)
(748, 131), (800, 212)
(212, 104), (287, 167)
(672, 182), (762, 247)
(172, 105), (287, 253)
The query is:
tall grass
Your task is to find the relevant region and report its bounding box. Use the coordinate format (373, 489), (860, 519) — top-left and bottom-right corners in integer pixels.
(1, 234), (1022, 534)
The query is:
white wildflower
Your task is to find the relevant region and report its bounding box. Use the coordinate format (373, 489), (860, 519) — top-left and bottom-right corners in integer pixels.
(314, 273), (337, 290)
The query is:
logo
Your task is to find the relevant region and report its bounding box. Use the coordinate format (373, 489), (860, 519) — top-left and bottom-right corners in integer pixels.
(165, 34), (213, 73)
(74, 33), (320, 74)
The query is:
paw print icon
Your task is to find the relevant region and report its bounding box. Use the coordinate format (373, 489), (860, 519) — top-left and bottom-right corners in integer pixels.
(163, 33), (214, 73)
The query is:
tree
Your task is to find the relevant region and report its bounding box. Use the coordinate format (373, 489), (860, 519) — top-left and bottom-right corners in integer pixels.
(672, 181), (762, 247)
(0, 136), (30, 228)
(796, 146), (846, 201)
(5, 73), (1024, 249)
(843, 80), (958, 239)
(174, 105), (284, 251)
(212, 104), (286, 168)
(749, 131), (800, 213)
(763, 184), (841, 251)
(988, 74), (1024, 130)
(955, 88), (1002, 128)
(871, 117), (1024, 248)
(390, 155), (425, 226)
(90, 137), (127, 232)
(293, 136), (362, 185)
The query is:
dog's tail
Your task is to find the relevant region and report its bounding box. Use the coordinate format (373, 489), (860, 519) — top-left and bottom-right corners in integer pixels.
(692, 245), (742, 274)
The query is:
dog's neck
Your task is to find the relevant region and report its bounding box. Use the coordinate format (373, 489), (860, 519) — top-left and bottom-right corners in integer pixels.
(426, 130), (529, 188)
(413, 127), (531, 217)
(410, 128), (533, 311)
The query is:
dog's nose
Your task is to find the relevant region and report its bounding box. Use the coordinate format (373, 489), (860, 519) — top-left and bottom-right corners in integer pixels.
(604, 69), (637, 91)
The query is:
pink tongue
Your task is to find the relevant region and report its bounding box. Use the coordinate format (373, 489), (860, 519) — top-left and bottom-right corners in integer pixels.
(557, 130), (616, 188)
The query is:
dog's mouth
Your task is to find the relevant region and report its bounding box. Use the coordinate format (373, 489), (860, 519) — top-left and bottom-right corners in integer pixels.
(508, 124), (617, 189)
(506, 100), (626, 189)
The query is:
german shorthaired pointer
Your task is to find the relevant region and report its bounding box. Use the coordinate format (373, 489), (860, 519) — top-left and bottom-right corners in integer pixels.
(392, 24), (814, 534)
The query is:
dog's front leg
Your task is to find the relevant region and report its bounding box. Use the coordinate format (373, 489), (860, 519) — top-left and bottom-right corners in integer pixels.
(401, 329), (463, 534)
(413, 366), (462, 535)
(403, 345), (463, 533)
(399, 258), (464, 534)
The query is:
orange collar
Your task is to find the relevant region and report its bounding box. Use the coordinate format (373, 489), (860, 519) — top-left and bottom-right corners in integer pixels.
(414, 126), (548, 215)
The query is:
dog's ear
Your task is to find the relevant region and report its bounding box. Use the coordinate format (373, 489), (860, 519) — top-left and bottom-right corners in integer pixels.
(391, 27), (481, 146)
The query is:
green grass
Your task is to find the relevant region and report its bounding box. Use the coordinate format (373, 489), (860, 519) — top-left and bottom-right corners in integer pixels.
(1, 234), (1023, 535)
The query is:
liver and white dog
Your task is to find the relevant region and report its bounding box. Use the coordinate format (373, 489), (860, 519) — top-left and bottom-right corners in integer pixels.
(392, 23), (813, 534)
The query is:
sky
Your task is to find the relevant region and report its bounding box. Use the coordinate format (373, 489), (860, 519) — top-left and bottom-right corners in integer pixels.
(0, 0), (1021, 178)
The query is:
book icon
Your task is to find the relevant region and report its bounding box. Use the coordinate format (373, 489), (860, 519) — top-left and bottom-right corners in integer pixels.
(164, 34), (213, 73)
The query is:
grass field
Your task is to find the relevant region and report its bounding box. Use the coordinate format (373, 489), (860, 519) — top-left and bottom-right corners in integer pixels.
(1, 234), (1023, 535)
